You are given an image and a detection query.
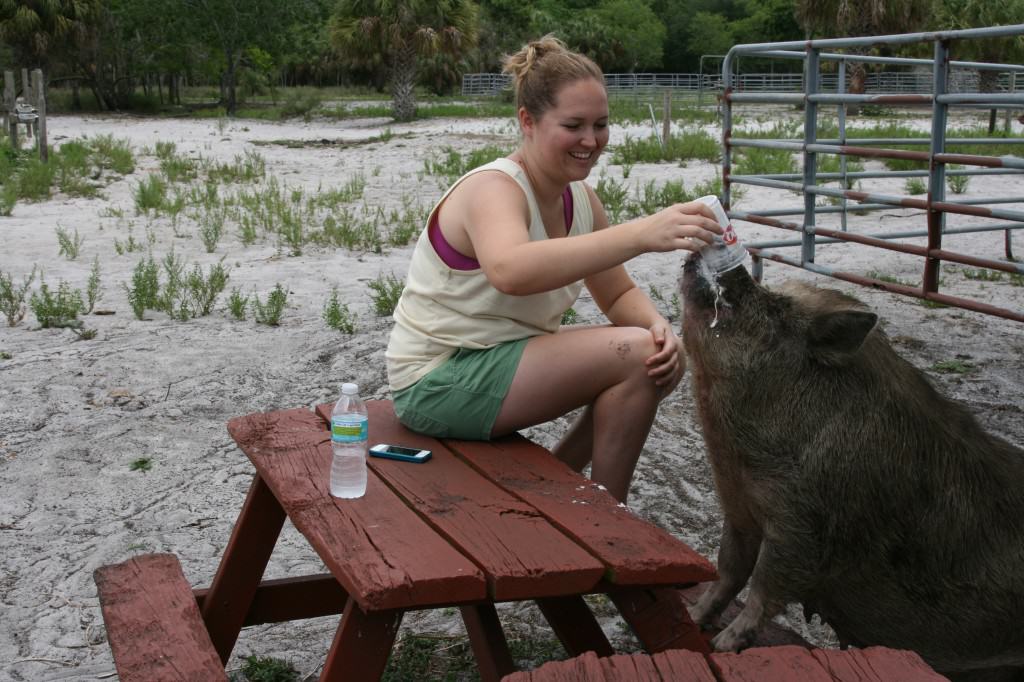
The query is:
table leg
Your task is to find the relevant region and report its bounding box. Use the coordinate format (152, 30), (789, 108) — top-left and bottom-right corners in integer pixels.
(609, 587), (710, 654)
(536, 596), (614, 657)
(460, 603), (516, 682)
(201, 475), (287, 663)
(320, 601), (403, 682)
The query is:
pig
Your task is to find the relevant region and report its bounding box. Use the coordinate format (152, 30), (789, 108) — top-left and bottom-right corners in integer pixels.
(679, 253), (1024, 681)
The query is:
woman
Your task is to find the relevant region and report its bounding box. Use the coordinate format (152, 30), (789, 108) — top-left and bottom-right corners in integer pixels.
(386, 35), (721, 502)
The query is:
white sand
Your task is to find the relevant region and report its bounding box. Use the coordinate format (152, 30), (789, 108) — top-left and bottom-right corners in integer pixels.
(1, 107), (1022, 680)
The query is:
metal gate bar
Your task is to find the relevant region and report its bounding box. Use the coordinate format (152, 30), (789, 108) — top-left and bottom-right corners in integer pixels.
(720, 24), (1024, 322)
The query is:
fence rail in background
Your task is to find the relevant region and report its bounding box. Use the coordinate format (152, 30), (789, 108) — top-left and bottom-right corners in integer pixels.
(720, 24), (1024, 322)
(461, 70), (1019, 97)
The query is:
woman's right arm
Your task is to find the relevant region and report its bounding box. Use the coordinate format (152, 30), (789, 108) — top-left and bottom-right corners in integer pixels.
(457, 173), (722, 296)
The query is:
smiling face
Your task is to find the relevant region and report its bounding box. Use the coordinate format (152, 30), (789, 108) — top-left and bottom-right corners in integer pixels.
(520, 77), (609, 185)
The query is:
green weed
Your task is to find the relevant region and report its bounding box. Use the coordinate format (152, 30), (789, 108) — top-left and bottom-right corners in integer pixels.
(134, 174), (168, 215)
(86, 256), (102, 313)
(56, 225), (84, 260)
(595, 173), (631, 224)
(114, 229), (143, 256)
(323, 288), (356, 333)
(904, 178), (927, 195)
(368, 273), (404, 316)
(17, 158), (55, 201)
(733, 146), (797, 175)
(240, 653), (298, 682)
(129, 457), (152, 472)
(963, 268), (1002, 282)
(932, 359), (974, 374)
(90, 134), (135, 175)
(1010, 272), (1024, 287)
(0, 266), (37, 326)
(206, 150), (266, 184)
(0, 182), (17, 215)
(228, 288), (249, 320)
(947, 165), (970, 194)
(422, 144), (511, 185)
(124, 254), (161, 320)
(866, 270), (916, 287)
(561, 307), (579, 325)
(29, 278), (85, 328)
(252, 283), (288, 326)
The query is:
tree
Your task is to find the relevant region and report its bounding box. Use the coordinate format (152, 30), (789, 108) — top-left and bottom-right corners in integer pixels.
(795, 0), (930, 108)
(330, 0), (478, 122)
(173, 0), (316, 115)
(0, 0), (98, 72)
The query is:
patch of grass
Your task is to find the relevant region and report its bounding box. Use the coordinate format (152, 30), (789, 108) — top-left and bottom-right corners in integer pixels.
(90, 134), (135, 175)
(866, 270), (916, 287)
(29, 278), (86, 328)
(134, 174), (168, 214)
(0, 181), (17, 215)
(17, 157), (55, 201)
(323, 288), (356, 333)
(206, 150), (266, 184)
(114, 229), (144, 255)
(733, 145), (797, 176)
(0, 351), (11, 360)
(904, 178), (927, 195)
(609, 130), (720, 165)
(919, 298), (949, 309)
(963, 268), (1002, 282)
(252, 283), (288, 326)
(932, 359), (974, 374)
(124, 254), (161, 320)
(422, 144), (512, 185)
(1, 266), (37, 326)
(367, 272), (404, 316)
(1010, 272), (1024, 287)
(129, 457), (152, 472)
(595, 172), (630, 224)
(238, 654), (298, 682)
(561, 307), (579, 325)
(318, 207), (383, 253)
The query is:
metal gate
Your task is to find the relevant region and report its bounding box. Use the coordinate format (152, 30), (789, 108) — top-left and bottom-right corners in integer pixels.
(720, 24), (1024, 322)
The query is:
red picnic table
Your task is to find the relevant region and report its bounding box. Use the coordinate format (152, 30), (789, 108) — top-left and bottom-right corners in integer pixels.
(96, 399), (719, 681)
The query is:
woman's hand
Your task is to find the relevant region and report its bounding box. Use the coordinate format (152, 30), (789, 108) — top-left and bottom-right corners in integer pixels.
(646, 319), (686, 394)
(632, 201), (723, 254)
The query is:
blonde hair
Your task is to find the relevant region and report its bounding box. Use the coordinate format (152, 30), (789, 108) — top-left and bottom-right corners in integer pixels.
(501, 35), (605, 120)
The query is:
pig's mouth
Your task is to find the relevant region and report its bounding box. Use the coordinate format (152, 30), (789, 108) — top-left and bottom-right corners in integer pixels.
(681, 252), (717, 310)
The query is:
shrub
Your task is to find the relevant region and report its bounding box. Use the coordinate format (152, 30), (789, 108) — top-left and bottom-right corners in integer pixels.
(228, 287), (249, 320)
(17, 158), (55, 201)
(252, 283), (288, 325)
(29, 278), (85, 328)
(134, 174), (168, 214)
(368, 272), (404, 316)
(0, 266), (36, 326)
(86, 256), (102, 313)
(323, 288), (356, 333)
(124, 254), (161, 320)
(56, 225), (84, 260)
(904, 178), (927, 195)
(947, 165), (970, 194)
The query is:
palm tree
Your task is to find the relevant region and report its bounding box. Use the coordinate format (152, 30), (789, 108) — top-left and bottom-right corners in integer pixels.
(330, 0), (478, 122)
(0, 0), (97, 70)
(794, 0), (929, 109)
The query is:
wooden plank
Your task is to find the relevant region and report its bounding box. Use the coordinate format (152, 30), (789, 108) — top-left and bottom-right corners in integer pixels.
(321, 600), (403, 682)
(536, 596), (615, 657)
(94, 553), (227, 682)
(442, 435), (717, 586)
(201, 474), (286, 662)
(194, 574), (348, 626)
(650, 649), (718, 681)
(228, 407), (485, 611)
(810, 646), (949, 681)
(709, 645), (835, 682)
(601, 651), (665, 678)
(462, 603), (517, 682)
(315, 401), (606, 602)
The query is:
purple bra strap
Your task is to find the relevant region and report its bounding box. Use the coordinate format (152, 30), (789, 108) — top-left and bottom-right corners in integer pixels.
(430, 186), (575, 271)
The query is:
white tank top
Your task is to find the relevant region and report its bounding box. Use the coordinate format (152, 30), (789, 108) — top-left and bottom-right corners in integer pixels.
(386, 158), (594, 392)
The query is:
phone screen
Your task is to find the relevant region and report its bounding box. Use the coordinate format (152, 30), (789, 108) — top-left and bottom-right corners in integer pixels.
(385, 445), (424, 456)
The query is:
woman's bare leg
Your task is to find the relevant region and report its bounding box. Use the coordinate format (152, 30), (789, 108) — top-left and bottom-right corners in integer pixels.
(491, 326), (665, 502)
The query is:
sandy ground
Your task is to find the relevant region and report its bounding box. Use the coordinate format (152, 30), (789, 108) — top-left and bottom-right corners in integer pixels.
(1, 105), (1022, 681)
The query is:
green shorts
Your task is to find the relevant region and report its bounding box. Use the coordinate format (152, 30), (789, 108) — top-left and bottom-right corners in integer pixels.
(392, 339), (528, 440)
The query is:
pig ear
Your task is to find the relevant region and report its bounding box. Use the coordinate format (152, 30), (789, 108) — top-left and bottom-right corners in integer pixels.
(806, 311), (878, 365)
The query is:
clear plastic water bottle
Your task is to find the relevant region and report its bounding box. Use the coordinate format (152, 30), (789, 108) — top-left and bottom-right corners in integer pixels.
(330, 383), (368, 498)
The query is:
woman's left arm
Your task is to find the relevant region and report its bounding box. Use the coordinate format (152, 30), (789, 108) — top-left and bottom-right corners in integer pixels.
(581, 186), (685, 390)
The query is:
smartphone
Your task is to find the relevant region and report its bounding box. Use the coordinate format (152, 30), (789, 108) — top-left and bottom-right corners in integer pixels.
(369, 443), (432, 463)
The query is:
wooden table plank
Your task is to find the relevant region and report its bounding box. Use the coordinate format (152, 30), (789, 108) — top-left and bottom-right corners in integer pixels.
(810, 647), (950, 681)
(320, 401), (606, 601)
(650, 649), (718, 680)
(228, 407), (485, 611)
(709, 645), (835, 682)
(445, 435), (717, 586)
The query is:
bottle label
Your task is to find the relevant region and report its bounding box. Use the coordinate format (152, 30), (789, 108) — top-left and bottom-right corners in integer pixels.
(332, 416), (367, 443)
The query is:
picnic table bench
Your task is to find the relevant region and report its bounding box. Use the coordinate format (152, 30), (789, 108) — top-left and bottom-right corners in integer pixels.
(501, 647), (948, 681)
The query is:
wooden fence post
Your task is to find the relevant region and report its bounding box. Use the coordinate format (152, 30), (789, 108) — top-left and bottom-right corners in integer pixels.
(4, 70), (16, 150)
(20, 67), (33, 139)
(32, 69), (47, 162)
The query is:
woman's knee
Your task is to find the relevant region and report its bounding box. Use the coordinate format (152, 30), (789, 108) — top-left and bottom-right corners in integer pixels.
(607, 326), (658, 377)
